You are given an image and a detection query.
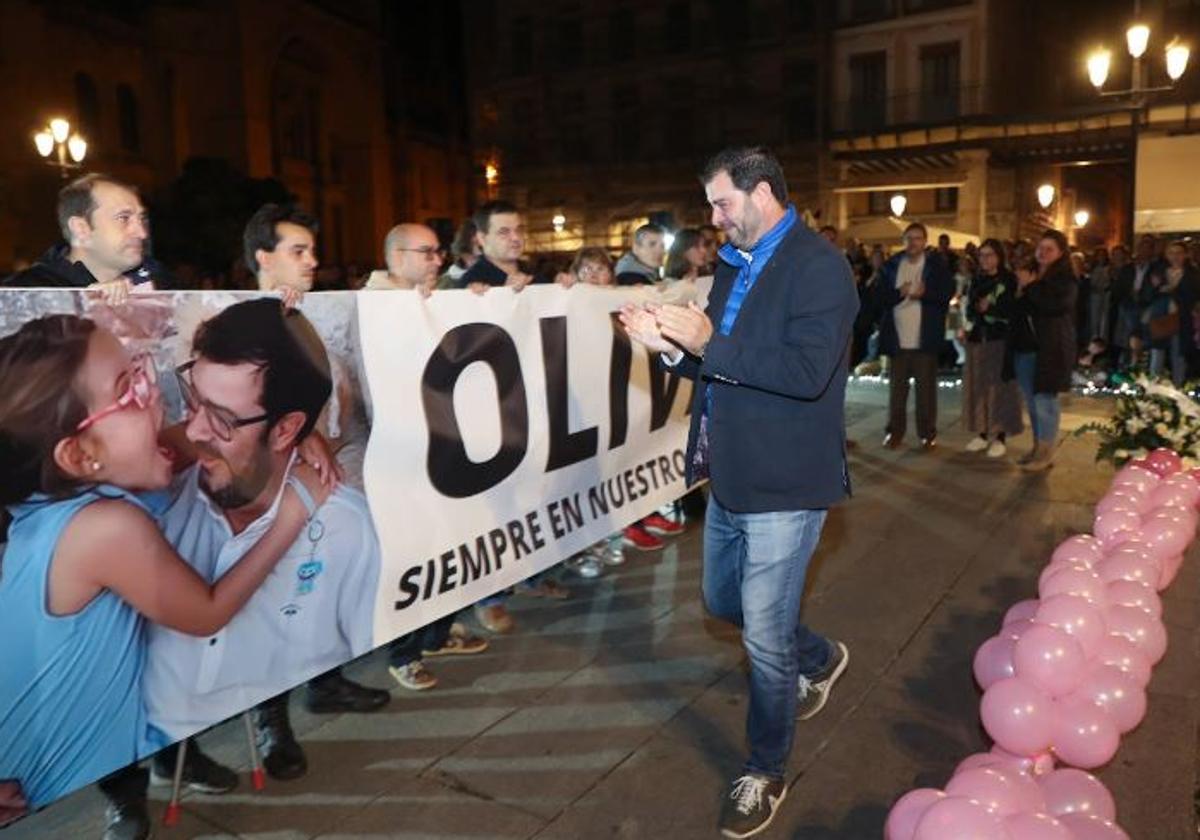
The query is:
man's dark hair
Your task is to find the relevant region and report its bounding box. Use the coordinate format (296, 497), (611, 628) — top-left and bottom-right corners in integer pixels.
(903, 222), (929, 239)
(57, 173), (135, 241)
(938, 233), (951, 246)
(243, 203), (319, 274)
(699, 146), (788, 204)
(472, 200), (520, 236)
(633, 223), (664, 246)
(192, 299), (332, 442)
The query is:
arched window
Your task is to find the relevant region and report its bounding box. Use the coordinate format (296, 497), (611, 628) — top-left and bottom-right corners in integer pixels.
(117, 84), (140, 153)
(74, 72), (100, 137)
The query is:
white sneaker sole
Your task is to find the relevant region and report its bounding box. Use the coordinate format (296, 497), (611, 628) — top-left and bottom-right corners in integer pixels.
(720, 787), (788, 839)
(798, 642), (850, 721)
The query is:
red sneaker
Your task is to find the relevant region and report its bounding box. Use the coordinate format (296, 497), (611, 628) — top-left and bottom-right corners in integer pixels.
(641, 513), (684, 537)
(622, 523), (665, 551)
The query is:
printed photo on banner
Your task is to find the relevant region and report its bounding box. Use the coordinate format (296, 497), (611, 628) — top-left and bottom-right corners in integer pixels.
(0, 285), (692, 814)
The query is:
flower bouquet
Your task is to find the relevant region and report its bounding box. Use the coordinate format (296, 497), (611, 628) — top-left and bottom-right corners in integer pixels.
(1075, 375), (1200, 466)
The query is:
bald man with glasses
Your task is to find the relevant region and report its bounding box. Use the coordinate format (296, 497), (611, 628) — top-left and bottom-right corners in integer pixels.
(364, 224), (443, 294)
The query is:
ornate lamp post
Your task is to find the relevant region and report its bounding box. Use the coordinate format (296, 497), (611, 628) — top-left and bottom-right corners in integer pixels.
(33, 117), (87, 178)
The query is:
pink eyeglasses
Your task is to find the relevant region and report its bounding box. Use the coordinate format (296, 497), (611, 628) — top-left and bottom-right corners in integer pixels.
(75, 353), (158, 432)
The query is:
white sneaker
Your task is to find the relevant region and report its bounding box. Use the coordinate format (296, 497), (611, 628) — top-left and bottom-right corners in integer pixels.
(567, 553), (604, 579)
(965, 436), (989, 453)
(389, 661), (437, 691)
(987, 440), (1007, 458)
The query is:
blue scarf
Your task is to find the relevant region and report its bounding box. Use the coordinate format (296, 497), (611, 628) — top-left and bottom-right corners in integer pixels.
(715, 205), (797, 336)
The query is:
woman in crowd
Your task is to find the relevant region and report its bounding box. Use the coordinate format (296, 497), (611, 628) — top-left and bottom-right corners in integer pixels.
(662, 229), (706, 284)
(852, 246), (886, 368)
(0, 315), (329, 809)
(1088, 247), (1112, 345)
(1008, 230), (1077, 472)
(962, 239), (1023, 458)
(1143, 240), (1200, 384)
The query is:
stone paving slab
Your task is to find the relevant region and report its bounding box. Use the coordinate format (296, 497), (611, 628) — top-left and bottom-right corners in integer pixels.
(6, 383), (1199, 839)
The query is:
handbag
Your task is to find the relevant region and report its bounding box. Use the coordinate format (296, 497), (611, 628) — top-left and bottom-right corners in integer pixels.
(1149, 310), (1180, 341)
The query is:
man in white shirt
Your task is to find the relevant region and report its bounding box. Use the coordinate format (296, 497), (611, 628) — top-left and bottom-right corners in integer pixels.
(364, 223), (442, 293)
(143, 299), (384, 780)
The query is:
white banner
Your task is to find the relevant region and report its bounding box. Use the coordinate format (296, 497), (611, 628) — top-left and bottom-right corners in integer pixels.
(359, 285), (694, 643)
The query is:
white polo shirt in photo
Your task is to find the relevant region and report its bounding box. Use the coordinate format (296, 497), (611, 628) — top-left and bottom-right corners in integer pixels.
(143, 455), (380, 740)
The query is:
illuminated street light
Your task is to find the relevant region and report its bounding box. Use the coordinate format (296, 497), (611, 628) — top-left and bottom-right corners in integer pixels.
(552, 213), (565, 233)
(484, 162), (499, 187)
(33, 117), (86, 178)
(1167, 42), (1190, 81)
(1037, 184), (1056, 209)
(889, 193), (908, 217)
(1088, 49), (1111, 88)
(1075, 209), (1091, 228)
(1126, 24), (1150, 59)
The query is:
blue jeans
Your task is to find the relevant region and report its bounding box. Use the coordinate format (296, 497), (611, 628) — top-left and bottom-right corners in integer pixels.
(1013, 352), (1060, 443)
(702, 494), (832, 780)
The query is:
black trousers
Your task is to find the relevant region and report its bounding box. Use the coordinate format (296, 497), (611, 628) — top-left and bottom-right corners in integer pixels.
(887, 350), (938, 441)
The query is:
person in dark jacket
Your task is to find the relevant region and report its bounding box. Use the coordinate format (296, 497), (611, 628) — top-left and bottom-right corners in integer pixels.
(614, 223), (665, 285)
(961, 239), (1023, 457)
(620, 146), (856, 839)
(1008, 229), (1078, 472)
(1109, 236), (1161, 367)
(2, 173), (172, 294)
(457, 200), (533, 292)
(876, 222), (954, 449)
(1140, 240), (1200, 385)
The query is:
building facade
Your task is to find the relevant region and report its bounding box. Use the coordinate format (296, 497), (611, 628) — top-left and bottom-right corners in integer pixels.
(0, 0), (471, 276)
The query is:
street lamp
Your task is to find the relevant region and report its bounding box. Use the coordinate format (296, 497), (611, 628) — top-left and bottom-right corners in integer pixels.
(889, 193), (908, 218)
(1037, 184), (1057, 209)
(552, 213), (566, 233)
(1085, 4), (1189, 242)
(1075, 209), (1091, 228)
(33, 117), (86, 178)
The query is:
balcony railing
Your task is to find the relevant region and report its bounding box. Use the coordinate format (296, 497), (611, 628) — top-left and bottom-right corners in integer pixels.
(832, 84), (985, 134)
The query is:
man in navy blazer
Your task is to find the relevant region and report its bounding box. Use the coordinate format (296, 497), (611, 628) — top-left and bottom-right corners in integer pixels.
(620, 146), (858, 839)
(876, 223), (954, 450)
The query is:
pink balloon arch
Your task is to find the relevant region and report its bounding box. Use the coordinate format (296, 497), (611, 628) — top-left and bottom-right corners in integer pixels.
(885, 447), (1193, 840)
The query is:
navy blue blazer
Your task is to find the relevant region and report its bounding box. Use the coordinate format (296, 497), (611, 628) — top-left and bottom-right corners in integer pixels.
(875, 249), (954, 356)
(668, 221), (859, 513)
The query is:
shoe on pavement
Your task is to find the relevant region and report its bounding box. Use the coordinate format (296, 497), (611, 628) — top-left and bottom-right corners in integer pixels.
(475, 603), (515, 634)
(965, 435), (989, 453)
(622, 523), (665, 551)
(796, 641), (850, 721)
(1021, 441), (1055, 472)
(919, 436), (937, 451)
(987, 439), (1007, 458)
(305, 672), (390, 714)
(389, 661), (438, 691)
(567, 553), (604, 579)
(103, 799), (150, 840)
(518, 577), (571, 599)
(1016, 443), (1039, 465)
(719, 774), (788, 839)
(252, 698), (307, 781)
(150, 742), (238, 794)
(423, 624), (489, 657)
(641, 512), (684, 536)
(882, 433), (904, 450)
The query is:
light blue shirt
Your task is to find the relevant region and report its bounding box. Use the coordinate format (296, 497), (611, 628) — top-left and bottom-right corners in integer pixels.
(143, 458), (380, 740)
(0, 488), (168, 808)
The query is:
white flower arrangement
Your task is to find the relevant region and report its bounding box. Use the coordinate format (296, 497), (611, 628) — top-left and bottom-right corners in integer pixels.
(1076, 375), (1200, 466)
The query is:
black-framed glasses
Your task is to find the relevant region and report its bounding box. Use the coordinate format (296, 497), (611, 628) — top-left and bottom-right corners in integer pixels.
(395, 246), (445, 261)
(175, 360), (270, 442)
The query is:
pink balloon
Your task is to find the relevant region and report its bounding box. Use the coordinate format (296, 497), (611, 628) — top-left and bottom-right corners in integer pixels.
(1013, 624), (1087, 698)
(974, 635), (1017, 691)
(1051, 535), (1105, 568)
(1096, 552), (1160, 589)
(1039, 567), (1106, 606)
(1003, 812), (1073, 840)
(1186, 467), (1200, 487)
(1037, 768), (1117, 819)
(1141, 511), (1195, 557)
(1093, 509), (1142, 544)
(1094, 633), (1153, 687)
(886, 788), (947, 840)
(1094, 490), (1146, 516)
(989, 746), (1055, 777)
(913, 796), (1011, 840)
(1051, 697), (1120, 769)
(1151, 503), (1200, 532)
(1059, 814), (1130, 840)
(954, 752), (1003, 777)
(1148, 481), (1200, 511)
(1067, 663), (1147, 734)
(1035, 595), (1108, 658)
(1159, 553), (1184, 589)
(1105, 579), (1162, 618)
(1145, 447), (1183, 476)
(1000, 618), (1037, 642)
(1003, 599), (1041, 626)
(981, 677), (1057, 756)
(945, 767), (1038, 817)
(1105, 604), (1168, 663)
(1111, 463), (1160, 493)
